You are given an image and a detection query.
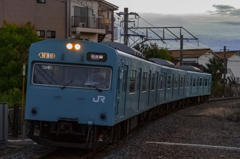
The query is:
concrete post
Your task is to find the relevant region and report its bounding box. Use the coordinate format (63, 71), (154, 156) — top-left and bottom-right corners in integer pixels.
(0, 103), (8, 149)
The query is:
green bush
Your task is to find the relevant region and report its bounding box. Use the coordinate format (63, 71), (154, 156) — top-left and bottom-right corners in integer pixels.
(0, 88), (22, 108)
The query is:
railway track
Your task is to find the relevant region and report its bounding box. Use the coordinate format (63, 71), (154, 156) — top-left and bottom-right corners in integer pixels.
(38, 145), (108, 159)
(37, 97), (240, 159)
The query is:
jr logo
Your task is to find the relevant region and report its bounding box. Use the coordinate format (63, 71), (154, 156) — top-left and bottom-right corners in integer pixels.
(93, 96), (105, 103)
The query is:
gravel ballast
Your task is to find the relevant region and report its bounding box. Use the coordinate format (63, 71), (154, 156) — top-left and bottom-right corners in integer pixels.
(96, 99), (240, 159)
(1, 99), (240, 159)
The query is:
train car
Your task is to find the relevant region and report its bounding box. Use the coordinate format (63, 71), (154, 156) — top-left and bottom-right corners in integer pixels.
(24, 39), (211, 148)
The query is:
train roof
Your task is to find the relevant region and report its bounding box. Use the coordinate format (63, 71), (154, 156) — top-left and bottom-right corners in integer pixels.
(149, 58), (175, 68)
(177, 65), (201, 72)
(101, 42), (145, 58)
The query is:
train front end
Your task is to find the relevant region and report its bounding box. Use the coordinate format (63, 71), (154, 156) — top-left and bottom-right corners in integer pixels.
(25, 39), (118, 148)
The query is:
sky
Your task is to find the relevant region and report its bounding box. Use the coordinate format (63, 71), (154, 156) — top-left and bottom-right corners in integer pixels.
(110, 0), (240, 51)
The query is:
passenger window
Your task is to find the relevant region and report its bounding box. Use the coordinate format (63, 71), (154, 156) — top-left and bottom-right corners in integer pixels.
(160, 75), (163, 89)
(151, 73), (156, 90)
(193, 78), (196, 87)
(167, 76), (171, 88)
(130, 70), (136, 93)
(181, 77), (183, 87)
(142, 72), (147, 92)
(186, 77), (189, 87)
(175, 76), (178, 88)
(205, 79), (208, 86)
(199, 78), (202, 86)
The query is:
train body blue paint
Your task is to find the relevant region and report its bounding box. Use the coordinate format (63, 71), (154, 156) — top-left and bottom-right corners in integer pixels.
(25, 39), (211, 148)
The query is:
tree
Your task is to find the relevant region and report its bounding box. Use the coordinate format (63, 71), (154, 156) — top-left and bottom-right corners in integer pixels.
(0, 22), (41, 106)
(134, 43), (173, 61)
(203, 58), (223, 89)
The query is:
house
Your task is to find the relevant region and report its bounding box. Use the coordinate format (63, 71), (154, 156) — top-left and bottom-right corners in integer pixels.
(0, 0), (118, 42)
(169, 48), (219, 69)
(215, 51), (240, 83)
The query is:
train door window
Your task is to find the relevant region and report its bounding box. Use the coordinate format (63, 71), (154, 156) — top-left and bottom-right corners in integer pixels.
(167, 75), (171, 88)
(129, 70), (136, 93)
(142, 72), (147, 92)
(175, 75), (178, 88)
(199, 78), (202, 86)
(122, 68), (128, 93)
(157, 73), (161, 90)
(205, 79), (208, 86)
(181, 77), (183, 87)
(190, 77), (192, 86)
(151, 73), (156, 90)
(187, 77), (189, 87)
(193, 78), (196, 87)
(160, 75), (163, 89)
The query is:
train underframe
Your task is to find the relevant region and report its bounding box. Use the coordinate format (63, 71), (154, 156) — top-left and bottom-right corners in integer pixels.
(26, 95), (209, 149)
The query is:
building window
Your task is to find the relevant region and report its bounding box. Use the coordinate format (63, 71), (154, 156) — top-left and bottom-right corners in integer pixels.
(74, 7), (88, 27)
(142, 72), (147, 92)
(47, 31), (56, 38)
(37, 0), (46, 3)
(151, 73), (156, 90)
(130, 70), (136, 93)
(36, 30), (45, 38)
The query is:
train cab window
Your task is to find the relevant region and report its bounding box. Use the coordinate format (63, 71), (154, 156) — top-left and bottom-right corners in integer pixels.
(193, 78), (196, 87)
(130, 70), (136, 93)
(167, 76), (171, 88)
(142, 72), (147, 92)
(151, 73), (156, 90)
(186, 77), (189, 87)
(32, 64), (111, 90)
(199, 78), (202, 86)
(174, 76), (178, 88)
(180, 77), (183, 87)
(205, 79), (208, 86)
(160, 75), (163, 89)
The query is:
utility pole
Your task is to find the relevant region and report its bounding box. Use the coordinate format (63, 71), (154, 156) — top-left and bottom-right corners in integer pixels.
(223, 46), (227, 97)
(180, 35), (183, 65)
(124, 8), (129, 45)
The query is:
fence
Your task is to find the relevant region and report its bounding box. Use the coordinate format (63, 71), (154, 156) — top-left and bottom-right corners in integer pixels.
(0, 103), (8, 149)
(8, 106), (23, 137)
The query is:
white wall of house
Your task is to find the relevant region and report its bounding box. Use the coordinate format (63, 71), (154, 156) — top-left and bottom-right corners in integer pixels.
(227, 53), (240, 83)
(182, 58), (198, 63)
(198, 51), (216, 67)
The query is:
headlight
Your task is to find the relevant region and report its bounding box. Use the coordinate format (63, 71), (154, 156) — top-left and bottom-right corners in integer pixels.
(74, 44), (81, 50)
(66, 43), (73, 50)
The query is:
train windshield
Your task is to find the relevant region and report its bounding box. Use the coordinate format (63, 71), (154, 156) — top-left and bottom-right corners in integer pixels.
(32, 63), (112, 90)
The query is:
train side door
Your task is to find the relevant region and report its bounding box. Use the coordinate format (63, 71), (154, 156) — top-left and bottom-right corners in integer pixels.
(118, 65), (128, 118)
(147, 70), (151, 106)
(164, 73), (167, 101)
(137, 68), (142, 110)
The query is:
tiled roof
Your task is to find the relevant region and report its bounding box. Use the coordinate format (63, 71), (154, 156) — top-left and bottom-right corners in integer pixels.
(214, 51), (239, 59)
(169, 48), (217, 58)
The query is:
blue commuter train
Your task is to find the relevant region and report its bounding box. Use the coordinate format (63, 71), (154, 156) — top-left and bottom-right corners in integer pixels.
(25, 39), (211, 148)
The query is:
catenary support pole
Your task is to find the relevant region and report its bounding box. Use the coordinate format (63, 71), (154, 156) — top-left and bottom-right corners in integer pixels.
(124, 8), (128, 45)
(180, 35), (183, 65)
(223, 46), (226, 97)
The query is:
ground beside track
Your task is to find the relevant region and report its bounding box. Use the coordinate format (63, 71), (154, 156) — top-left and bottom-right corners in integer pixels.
(95, 99), (240, 159)
(1, 99), (240, 159)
